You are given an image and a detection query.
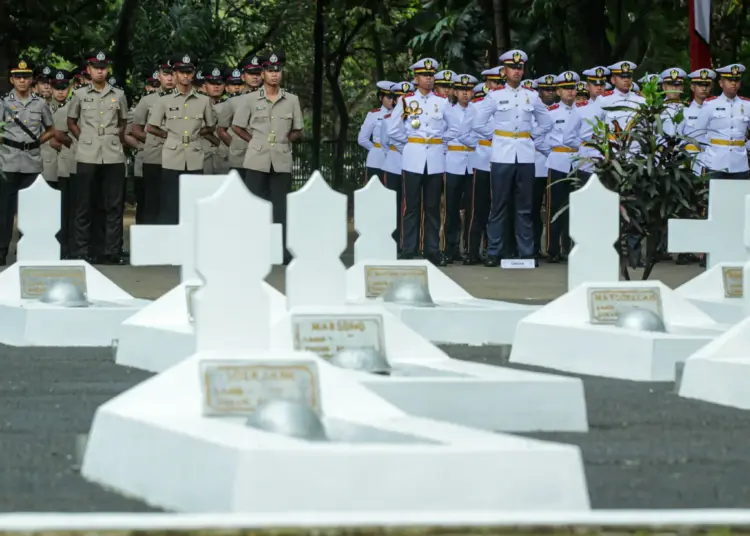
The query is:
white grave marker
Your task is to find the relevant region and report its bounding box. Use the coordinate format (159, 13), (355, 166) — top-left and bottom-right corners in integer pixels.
(744, 194), (750, 318)
(82, 165), (590, 513)
(17, 175), (61, 261)
(194, 175), (272, 352)
(669, 179), (750, 268)
(567, 174), (619, 291)
(286, 171), (347, 308)
(354, 176), (397, 263)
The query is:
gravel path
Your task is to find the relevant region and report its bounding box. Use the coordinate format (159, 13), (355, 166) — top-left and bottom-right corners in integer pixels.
(2, 343), (750, 512)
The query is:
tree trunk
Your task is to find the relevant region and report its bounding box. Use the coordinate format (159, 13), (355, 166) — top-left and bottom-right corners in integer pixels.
(492, 0), (510, 57)
(112, 0), (140, 104)
(370, 12), (385, 81)
(577, 0), (611, 65)
(326, 65), (348, 190)
(311, 0), (325, 171)
(0, 0), (11, 93)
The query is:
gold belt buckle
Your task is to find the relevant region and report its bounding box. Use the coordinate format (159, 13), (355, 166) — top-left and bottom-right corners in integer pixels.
(182, 135), (190, 144)
(97, 127), (105, 136)
(268, 133), (276, 144)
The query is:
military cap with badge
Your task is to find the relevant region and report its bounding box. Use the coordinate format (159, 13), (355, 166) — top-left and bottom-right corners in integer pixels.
(716, 63), (746, 81)
(391, 81), (414, 96)
(262, 50), (285, 72)
(9, 58), (34, 78)
(376, 80), (394, 98)
(411, 57), (439, 76)
(50, 69), (72, 90)
(536, 74), (557, 90)
(582, 66), (610, 86)
(225, 66), (243, 85)
(434, 70), (456, 87)
(608, 60), (637, 78)
(241, 53), (263, 74)
(575, 81), (589, 98)
(500, 49), (528, 69)
(521, 79), (537, 90)
(171, 52), (196, 72)
(688, 68), (716, 86)
(35, 64), (54, 82)
(203, 64), (225, 85)
(146, 68), (160, 88)
(659, 67), (687, 85)
(472, 82), (487, 99)
(555, 70), (579, 89)
(481, 66), (506, 82)
(453, 73), (478, 91)
(86, 49), (112, 68)
(107, 74), (122, 89)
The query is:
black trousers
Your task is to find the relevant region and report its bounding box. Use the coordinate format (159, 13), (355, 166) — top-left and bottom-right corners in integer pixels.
(487, 161), (535, 258)
(708, 170), (750, 180)
(464, 169), (491, 259)
(134, 176), (145, 224)
(142, 163), (162, 224)
(244, 166), (292, 260)
(0, 172), (36, 257)
(50, 177), (74, 258)
(443, 172), (469, 255)
(366, 167), (383, 182)
(73, 163), (125, 257)
(545, 169), (571, 256)
(531, 175), (546, 256)
(382, 171), (402, 251)
(401, 168), (441, 256)
(159, 168), (203, 225)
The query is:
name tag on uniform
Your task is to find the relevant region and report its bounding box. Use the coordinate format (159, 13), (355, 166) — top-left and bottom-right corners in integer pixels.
(499, 100), (509, 104)
(256, 105), (266, 110)
(84, 98), (94, 102)
(688, 116), (697, 119)
(168, 106), (179, 111)
(555, 119), (565, 123)
(717, 107), (725, 111)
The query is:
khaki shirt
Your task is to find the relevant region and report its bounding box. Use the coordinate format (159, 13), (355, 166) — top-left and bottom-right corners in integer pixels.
(148, 88), (216, 171)
(201, 97), (220, 173)
(67, 83), (128, 165)
(0, 89), (54, 173)
(53, 100), (74, 179)
(232, 87), (303, 173)
(217, 92), (250, 169)
(132, 90), (165, 165)
(41, 102), (58, 181)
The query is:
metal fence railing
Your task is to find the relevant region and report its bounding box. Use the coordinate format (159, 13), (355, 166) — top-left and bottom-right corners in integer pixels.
(291, 140), (368, 190)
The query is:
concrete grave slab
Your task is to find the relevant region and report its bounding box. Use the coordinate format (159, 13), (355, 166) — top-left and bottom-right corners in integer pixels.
(82, 174), (590, 512)
(0, 176), (148, 346)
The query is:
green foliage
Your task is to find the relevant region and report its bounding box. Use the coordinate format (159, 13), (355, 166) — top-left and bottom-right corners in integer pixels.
(586, 79), (706, 279)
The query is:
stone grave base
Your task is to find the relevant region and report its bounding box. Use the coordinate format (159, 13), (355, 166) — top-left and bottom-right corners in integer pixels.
(679, 315), (750, 409)
(82, 350), (590, 512)
(271, 305), (587, 432)
(0, 260), (149, 347)
(345, 259), (538, 345)
(116, 282), (287, 372)
(510, 281), (723, 382)
(674, 262), (744, 325)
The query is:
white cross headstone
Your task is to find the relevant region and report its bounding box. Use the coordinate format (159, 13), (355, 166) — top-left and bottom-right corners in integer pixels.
(130, 174), (229, 282)
(286, 171), (347, 308)
(193, 174), (273, 352)
(567, 174), (620, 290)
(17, 175), (61, 261)
(354, 175), (397, 263)
(742, 195), (750, 317)
(669, 179), (750, 269)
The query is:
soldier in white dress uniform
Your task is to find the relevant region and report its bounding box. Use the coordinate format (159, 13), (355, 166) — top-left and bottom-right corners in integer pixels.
(357, 80), (393, 181)
(470, 49), (552, 266)
(442, 73), (477, 263)
(380, 81), (413, 252)
(456, 82), (491, 265)
(386, 57), (449, 265)
(581, 66), (610, 102)
(537, 71), (581, 263)
(692, 63), (749, 180)
(434, 70), (456, 101)
(531, 75), (558, 259)
(481, 66), (506, 91)
(598, 61), (645, 134)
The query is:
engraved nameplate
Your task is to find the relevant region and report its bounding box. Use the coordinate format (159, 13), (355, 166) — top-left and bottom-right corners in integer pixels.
(292, 314), (385, 359)
(200, 360), (320, 416)
(364, 265), (428, 298)
(587, 287), (663, 324)
(19, 265), (87, 300)
(721, 266), (743, 298)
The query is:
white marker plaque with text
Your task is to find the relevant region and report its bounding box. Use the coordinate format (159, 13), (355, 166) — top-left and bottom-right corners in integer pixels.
(587, 287), (664, 324)
(292, 314), (385, 359)
(364, 265), (428, 298)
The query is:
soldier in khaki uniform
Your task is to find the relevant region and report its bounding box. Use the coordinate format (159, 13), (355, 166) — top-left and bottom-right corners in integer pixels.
(217, 55), (263, 173)
(232, 50), (303, 262)
(0, 58), (57, 265)
(67, 49), (129, 265)
(132, 59), (175, 224)
(37, 65), (61, 183)
(200, 65), (226, 174)
(50, 69), (76, 258)
(147, 52), (217, 225)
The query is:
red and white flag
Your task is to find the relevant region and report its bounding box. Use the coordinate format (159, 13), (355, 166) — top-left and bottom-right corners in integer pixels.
(689, 0), (711, 71)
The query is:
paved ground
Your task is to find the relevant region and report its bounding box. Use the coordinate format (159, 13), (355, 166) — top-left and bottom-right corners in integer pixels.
(2, 226), (745, 512)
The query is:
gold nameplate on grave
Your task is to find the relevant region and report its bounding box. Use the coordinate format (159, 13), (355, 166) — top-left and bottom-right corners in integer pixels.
(185, 283), (201, 322)
(19, 265), (87, 300)
(587, 287), (663, 324)
(364, 265), (428, 298)
(200, 360), (320, 416)
(721, 266), (743, 298)
(292, 314), (385, 359)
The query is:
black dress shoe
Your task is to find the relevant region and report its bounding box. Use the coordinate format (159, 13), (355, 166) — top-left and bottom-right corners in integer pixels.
(0, 256), (6, 267)
(699, 257), (706, 268)
(463, 255), (481, 266)
(547, 253), (562, 264)
(428, 253), (448, 267)
(101, 254), (128, 266)
(120, 249), (131, 259)
(398, 252), (415, 260)
(484, 256), (500, 267)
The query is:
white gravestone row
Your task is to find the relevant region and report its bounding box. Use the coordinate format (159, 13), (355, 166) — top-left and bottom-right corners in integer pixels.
(0, 176), (148, 347)
(115, 172), (287, 372)
(82, 173), (590, 513)
(511, 174), (724, 382)
(270, 172), (587, 433)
